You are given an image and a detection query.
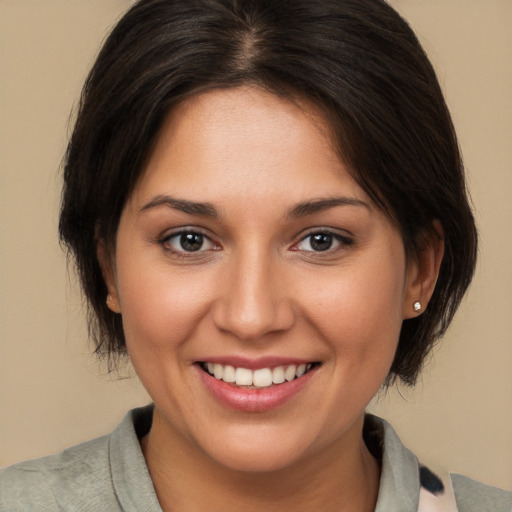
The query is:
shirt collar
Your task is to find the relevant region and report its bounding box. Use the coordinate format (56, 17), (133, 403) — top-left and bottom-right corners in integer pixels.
(109, 405), (162, 512)
(369, 414), (420, 511)
(108, 407), (420, 511)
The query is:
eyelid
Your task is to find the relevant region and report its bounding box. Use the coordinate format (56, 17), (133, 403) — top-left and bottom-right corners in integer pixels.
(292, 228), (354, 252)
(156, 226), (353, 255)
(158, 227), (220, 254)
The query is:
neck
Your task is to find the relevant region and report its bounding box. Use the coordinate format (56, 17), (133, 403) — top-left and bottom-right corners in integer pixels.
(142, 408), (380, 512)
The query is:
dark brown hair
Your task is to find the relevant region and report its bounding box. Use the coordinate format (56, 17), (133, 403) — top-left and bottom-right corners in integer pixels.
(59, 0), (477, 385)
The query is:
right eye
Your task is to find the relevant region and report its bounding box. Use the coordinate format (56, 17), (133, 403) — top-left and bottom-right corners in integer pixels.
(161, 231), (216, 254)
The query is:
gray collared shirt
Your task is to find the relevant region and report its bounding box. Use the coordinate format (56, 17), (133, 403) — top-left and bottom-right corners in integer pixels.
(1, 406), (511, 511)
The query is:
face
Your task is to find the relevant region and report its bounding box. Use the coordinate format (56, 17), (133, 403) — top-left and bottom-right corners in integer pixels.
(106, 87), (422, 472)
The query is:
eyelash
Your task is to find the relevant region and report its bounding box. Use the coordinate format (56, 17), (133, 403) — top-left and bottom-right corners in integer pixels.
(158, 228), (353, 257)
(293, 230), (354, 254)
(158, 229), (219, 258)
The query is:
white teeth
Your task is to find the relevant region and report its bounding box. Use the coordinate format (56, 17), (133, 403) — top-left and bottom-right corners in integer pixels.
(272, 366), (285, 384)
(235, 367), (253, 386)
(253, 368), (273, 388)
(296, 364), (306, 378)
(284, 365), (297, 381)
(204, 362), (314, 388)
(213, 363), (224, 380)
(223, 365), (236, 383)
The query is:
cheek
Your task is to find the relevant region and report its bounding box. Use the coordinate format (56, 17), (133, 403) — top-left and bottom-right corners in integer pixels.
(303, 256), (405, 365)
(115, 255), (215, 354)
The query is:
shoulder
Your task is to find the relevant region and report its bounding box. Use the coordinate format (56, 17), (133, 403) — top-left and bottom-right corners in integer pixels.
(0, 434), (117, 511)
(366, 414), (512, 512)
(451, 473), (512, 512)
(0, 405), (156, 512)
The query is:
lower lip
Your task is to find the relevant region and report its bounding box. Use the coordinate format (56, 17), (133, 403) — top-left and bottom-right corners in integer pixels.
(196, 366), (317, 412)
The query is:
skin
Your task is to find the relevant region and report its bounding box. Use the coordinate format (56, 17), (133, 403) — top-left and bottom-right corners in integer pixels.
(101, 87), (443, 511)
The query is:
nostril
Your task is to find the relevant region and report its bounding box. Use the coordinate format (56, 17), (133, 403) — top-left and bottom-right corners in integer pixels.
(212, 289), (296, 338)
(212, 301), (294, 341)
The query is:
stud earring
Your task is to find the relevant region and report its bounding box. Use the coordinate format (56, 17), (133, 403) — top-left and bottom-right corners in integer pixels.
(413, 301), (422, 312)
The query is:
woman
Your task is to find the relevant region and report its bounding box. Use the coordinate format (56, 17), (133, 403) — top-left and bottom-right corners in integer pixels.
(1, 0), (510, 510)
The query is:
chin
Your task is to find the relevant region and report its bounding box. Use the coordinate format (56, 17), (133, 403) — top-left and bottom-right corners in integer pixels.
(205, 440), (308, 474)
(192, 418), (331, 474)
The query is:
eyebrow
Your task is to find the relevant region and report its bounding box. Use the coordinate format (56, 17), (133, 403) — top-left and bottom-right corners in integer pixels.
(140, 195), (219, 218)
(140, 194), (369, 219)
(287, 196), (370, 218)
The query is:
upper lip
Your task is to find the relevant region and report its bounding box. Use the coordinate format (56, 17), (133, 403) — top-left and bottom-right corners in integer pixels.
(195, 356), (316, 370)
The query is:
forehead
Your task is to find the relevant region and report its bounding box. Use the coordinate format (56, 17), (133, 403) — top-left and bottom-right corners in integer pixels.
(131, 86), (368, 209)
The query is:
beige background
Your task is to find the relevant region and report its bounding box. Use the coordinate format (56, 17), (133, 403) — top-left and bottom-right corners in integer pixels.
(1, 0), (511, 490)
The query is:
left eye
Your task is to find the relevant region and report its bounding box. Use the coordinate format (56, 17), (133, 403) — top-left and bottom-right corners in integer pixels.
(296, 232), (350, 252)
(164, 231), (215, 253)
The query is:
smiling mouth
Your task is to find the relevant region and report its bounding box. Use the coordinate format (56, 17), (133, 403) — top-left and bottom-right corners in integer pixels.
(199, 362), (319, 389)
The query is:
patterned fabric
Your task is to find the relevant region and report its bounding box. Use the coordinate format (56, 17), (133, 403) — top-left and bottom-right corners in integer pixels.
(418, 468), (458, 511)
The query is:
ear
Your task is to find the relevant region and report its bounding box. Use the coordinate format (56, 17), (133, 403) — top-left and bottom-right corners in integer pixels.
(403, 220), (444, 319)
(97, 239), (121, 314)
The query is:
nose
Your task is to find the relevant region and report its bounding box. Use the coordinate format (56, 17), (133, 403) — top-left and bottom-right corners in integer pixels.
(212, 248), (295, 341)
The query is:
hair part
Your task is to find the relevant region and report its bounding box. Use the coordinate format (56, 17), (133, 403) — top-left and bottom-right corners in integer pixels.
(59, 0), (477, 384)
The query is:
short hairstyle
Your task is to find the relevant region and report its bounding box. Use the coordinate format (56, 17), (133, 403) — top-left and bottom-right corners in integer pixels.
(59, 0), (478, 385)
